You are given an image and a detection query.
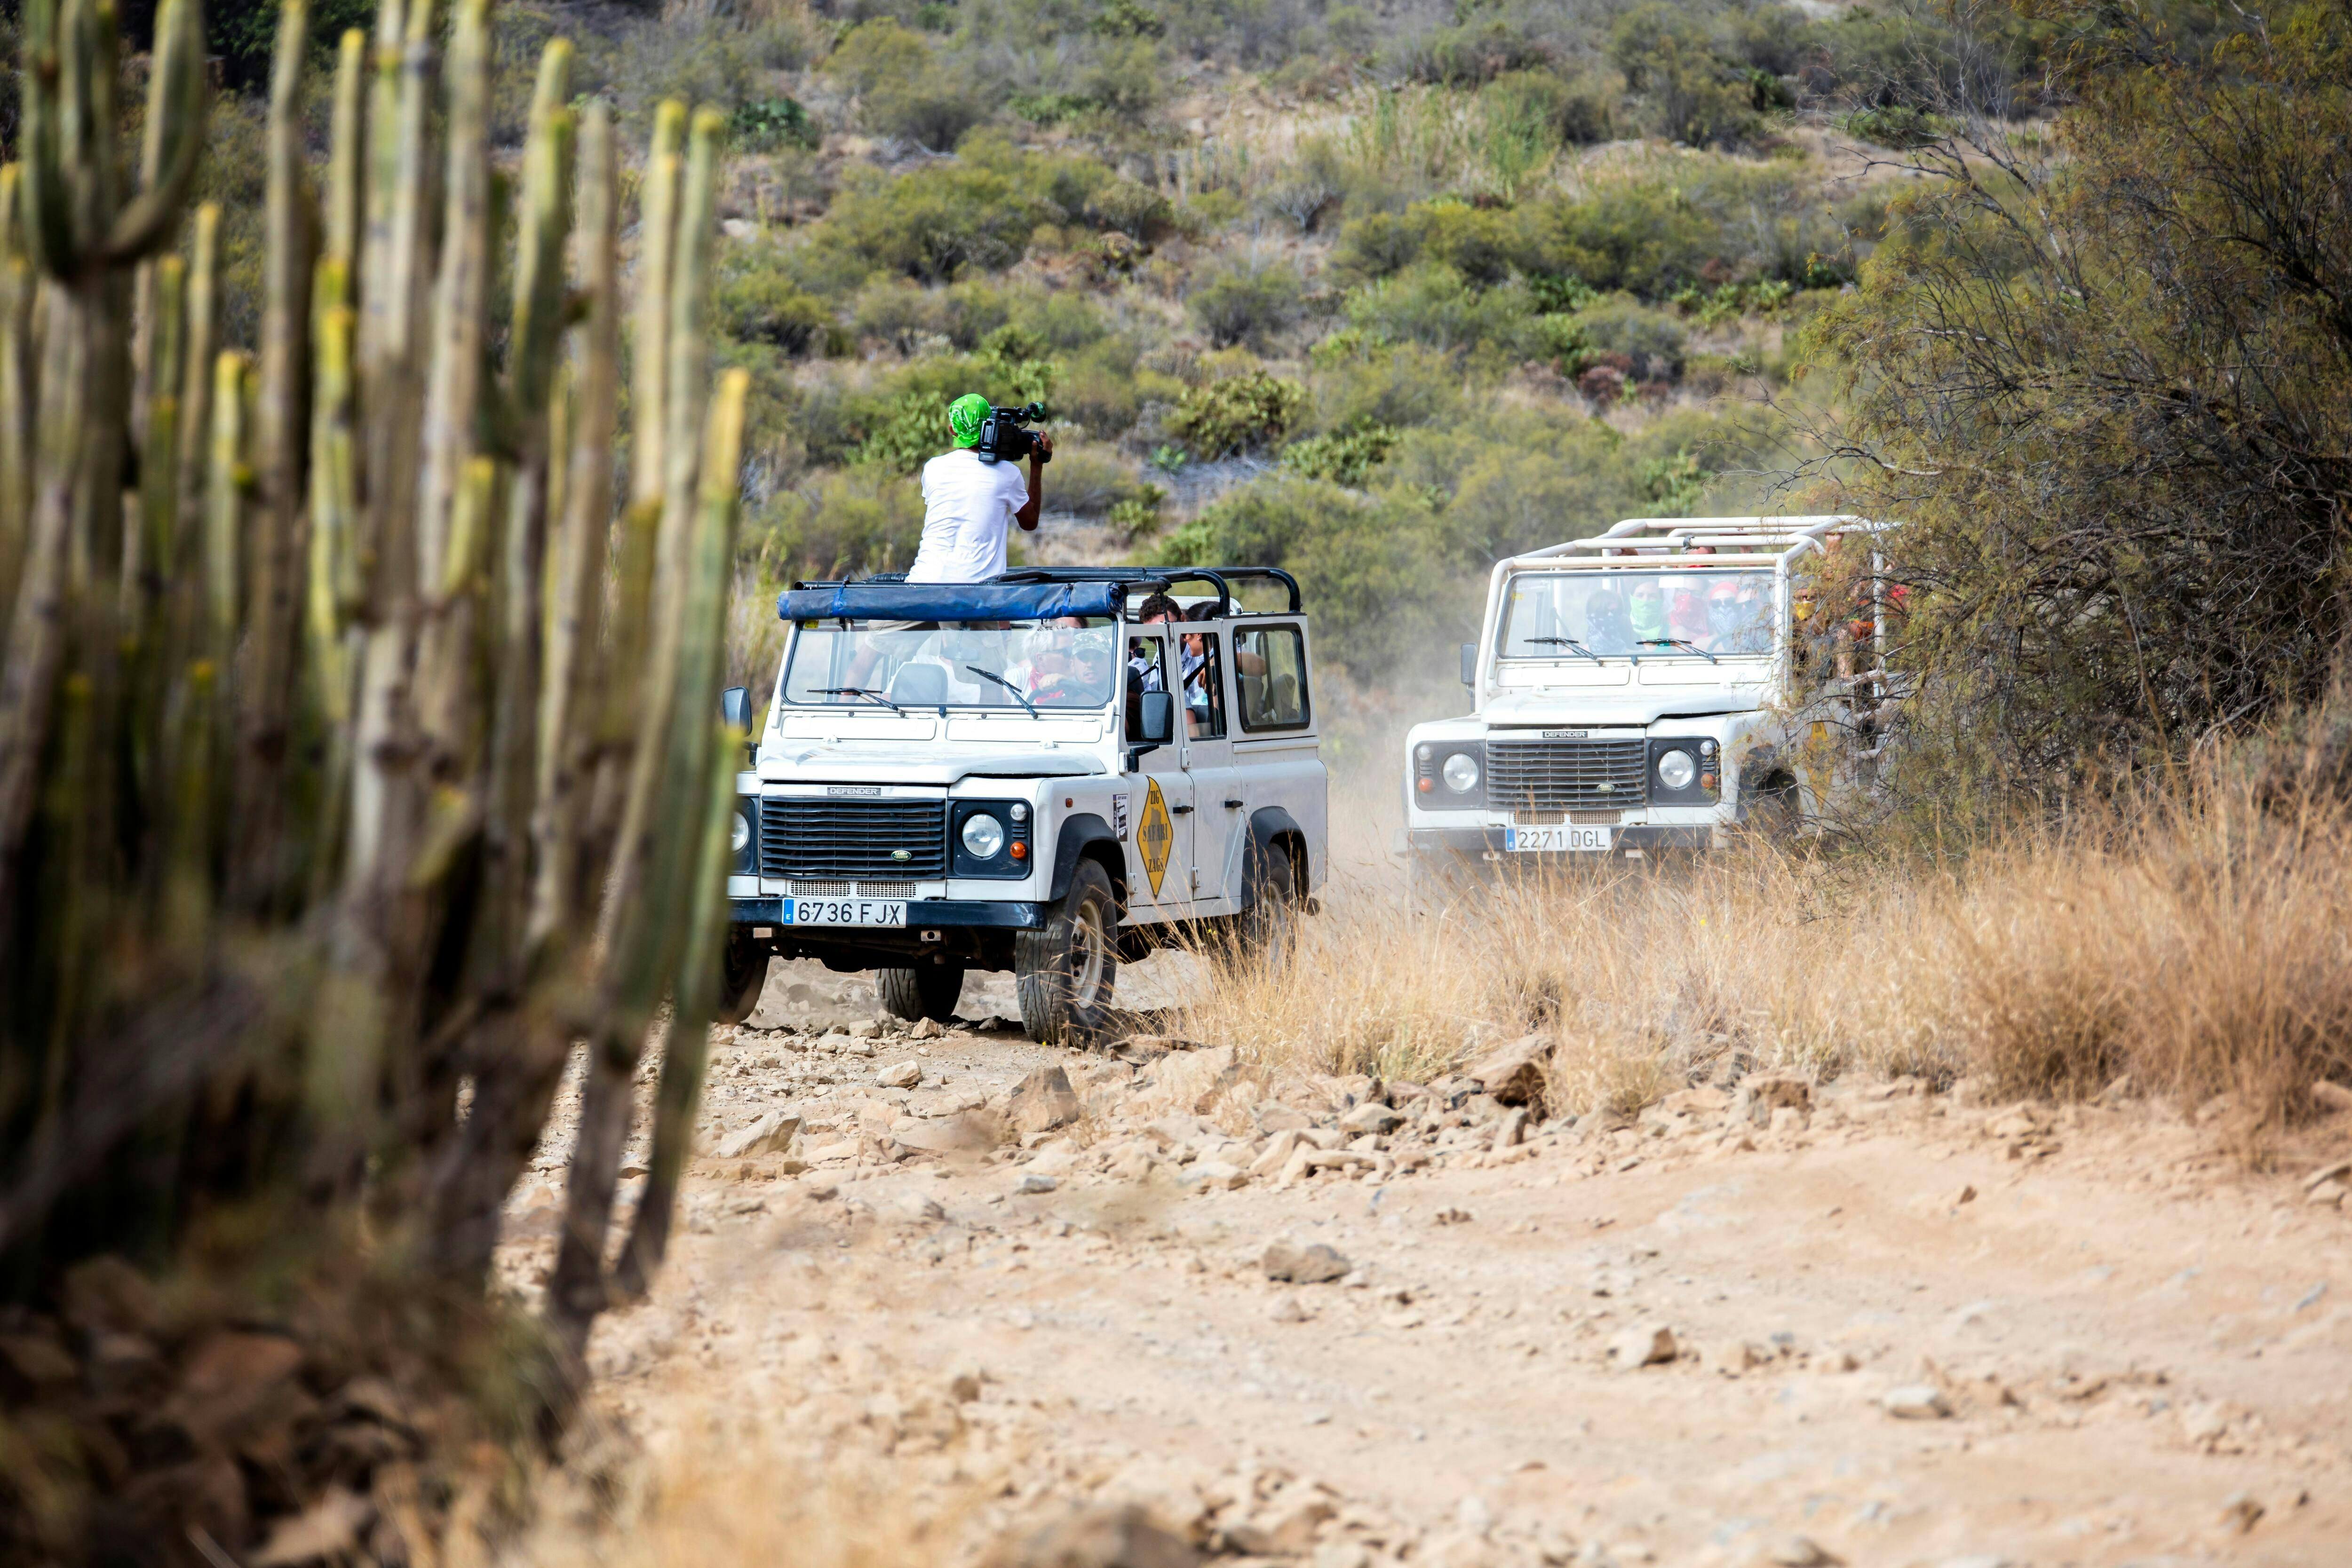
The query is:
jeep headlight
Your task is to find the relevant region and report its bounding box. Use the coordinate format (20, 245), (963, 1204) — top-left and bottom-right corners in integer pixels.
(1655, 748), (1697, 791)
(960, 812), (1006, 859)
(730, 810), (752, 853)
(1441, 752), (1480, 793)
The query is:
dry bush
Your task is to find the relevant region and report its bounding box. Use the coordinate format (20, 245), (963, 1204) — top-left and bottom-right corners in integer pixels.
(1179, 781), (2352, 1147)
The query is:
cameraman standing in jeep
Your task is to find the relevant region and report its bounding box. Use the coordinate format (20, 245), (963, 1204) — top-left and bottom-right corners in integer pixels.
(907, 393), (1053, 584)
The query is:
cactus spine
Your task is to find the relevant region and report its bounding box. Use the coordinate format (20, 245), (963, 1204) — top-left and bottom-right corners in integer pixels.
(0, 0), (747, 1461)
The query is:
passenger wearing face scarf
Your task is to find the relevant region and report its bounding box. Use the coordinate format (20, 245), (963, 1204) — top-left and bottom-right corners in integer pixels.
(1629, 581), (1669, 645)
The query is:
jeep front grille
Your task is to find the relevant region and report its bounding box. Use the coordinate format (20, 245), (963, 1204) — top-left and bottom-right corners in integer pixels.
(758, 800), (947, 879)
(1486, 739), (1648, 811)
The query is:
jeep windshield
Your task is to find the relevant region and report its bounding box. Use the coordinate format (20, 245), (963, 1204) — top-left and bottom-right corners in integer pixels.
(1498, 570), (1773, 659)
(783, 618), (1120, 711)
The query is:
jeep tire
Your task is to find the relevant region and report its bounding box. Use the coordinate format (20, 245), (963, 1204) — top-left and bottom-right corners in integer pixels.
(1745, 776), (1802, 843)
(1238, 840), (1296, 963)
(877, 963), (965, 1023)
(715, 931), (769, 1026)
(1016, 858), (1118, 1045)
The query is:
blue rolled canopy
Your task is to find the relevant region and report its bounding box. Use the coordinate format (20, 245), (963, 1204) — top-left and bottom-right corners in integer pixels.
(779, 579), (1128, 623)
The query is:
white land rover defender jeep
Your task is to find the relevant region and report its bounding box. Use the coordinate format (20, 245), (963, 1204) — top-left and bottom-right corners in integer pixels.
(718, 567), (1327, 1041)
(1403, 516), (1899, 869)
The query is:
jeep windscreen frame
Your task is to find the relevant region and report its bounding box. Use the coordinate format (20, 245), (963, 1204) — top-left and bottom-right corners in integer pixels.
(780, 617), (1124, 712)
(1496, 569), (1776, 660)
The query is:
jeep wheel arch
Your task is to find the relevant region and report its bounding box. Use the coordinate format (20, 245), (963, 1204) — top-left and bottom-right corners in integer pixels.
(1049, 813), (1127, 906)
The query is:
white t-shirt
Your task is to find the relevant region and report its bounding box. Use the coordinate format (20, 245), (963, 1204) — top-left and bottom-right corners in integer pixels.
(907, 449), (1031, 584)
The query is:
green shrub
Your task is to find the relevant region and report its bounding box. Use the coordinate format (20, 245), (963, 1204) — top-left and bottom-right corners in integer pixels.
(1043, 444), (1154, 516)
(1479, 68), (1613, 149)
(1188, 257), (1310, 349)
(1168, 371), (1308, 458)
(1576, 297), (1688, 380)
(751, 467), (927, 581)
(718, 264), (831, 354)
(1309, 341), (1466, 431)
(1092, 0), (1167, 39)
(1107, 485), (1168, 542)
(1282, 421), (1401, 486)
(1081, 177), (1177, 242)
(1343, 262), (1532, 357)
(851, 277), (951, 352)
(1844, 104), (1952, 150)
(1084, 37), (1171, 122)
(1332, 210), (1430, 282)
(1609, 3), (1761, 148)
(1386, 21), (1553, 87)
(852, 389), (955, 473)
(818, 162), (1047, 282)
(731, 95), (822, 152)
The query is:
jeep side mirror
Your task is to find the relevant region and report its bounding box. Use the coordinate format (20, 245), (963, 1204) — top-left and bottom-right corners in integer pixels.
(1460, 643), (1477, 687)
(721, 686), (756, 762)
(1137, 690), (1175, 745)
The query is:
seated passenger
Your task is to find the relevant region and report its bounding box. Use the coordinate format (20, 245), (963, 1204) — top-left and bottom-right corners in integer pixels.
(1629, 580), (1668, 647)
(1585, 589), (1634, 654)
(1668, 584), (1710, 644)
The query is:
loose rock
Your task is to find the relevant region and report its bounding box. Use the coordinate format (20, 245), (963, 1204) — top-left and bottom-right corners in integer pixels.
(715, 1112), (802, 1161)
(1009, 1065), (1082, 1136)
(1262, 1241), (1352, 1284)
(1015, 1173), (1059, 1195)
(1012, 1502), (1201, 1568)
(1338, 1101), (1403, 1136)
(877, 1060), (923, 1089)
(1605, 1325), (1676, 1370)
(1461, 1033), (1552, 1110)
(1882, 1385), (1952, 1419)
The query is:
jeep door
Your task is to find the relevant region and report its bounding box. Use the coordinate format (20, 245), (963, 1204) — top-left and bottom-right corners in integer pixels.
(1175, 623), (1240, 915)
(1230, 619), (1326, 894)
(1122, 629), (1195, 920)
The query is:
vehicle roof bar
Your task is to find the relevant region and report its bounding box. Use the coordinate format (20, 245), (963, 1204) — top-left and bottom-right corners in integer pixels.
(993, 565), (1238, 616)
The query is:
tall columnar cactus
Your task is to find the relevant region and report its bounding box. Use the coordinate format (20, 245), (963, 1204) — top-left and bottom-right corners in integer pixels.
(0, 0), (747, 1486)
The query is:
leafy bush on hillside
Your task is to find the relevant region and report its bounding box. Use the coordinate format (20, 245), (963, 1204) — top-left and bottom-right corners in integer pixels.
(1343, 262), (1533, 358)
(1282, 421), (1401, 486)
(1189, 257), (1311, 348)
(731, 95), (822, 152)
(1329, 162), (1842, 300)
(1168, 371), (1309, 458)
(814, 163), (1048, 283)
(1610, 3), (1765, 148)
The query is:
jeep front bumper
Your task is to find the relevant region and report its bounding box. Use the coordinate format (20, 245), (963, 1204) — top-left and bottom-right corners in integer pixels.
(1406, 825), (1720, 855)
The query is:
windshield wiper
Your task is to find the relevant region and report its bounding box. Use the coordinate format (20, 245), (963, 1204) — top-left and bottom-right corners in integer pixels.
(963, 665), (1040, 718)
(1637, 638), (1719, 665)
(1526, 636), (1599, 663)
(814, 686), (905, 713)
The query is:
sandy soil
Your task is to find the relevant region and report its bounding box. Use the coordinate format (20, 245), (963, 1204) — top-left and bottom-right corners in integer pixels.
(505, 961), (2352, 1568)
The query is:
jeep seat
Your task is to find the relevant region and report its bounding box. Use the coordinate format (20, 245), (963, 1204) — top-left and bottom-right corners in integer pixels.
(887, 663), (948, 706)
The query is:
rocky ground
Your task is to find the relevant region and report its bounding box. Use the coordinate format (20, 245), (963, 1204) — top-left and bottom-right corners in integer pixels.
(505, 957), (2352, 1568)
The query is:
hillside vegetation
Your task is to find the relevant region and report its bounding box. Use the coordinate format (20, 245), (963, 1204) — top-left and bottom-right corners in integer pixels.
(105, 0), (2342, 800)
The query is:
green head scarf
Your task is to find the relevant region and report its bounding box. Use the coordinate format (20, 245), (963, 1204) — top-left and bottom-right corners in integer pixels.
(947, 393), (990, 449)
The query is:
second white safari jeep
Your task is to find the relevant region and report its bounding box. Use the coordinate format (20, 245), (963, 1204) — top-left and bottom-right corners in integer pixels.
(1403, 515), (1899, 871)
(719, 567), (1327, 1041)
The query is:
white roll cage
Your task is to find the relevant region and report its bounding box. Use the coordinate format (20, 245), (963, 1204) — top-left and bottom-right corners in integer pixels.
(1469, 516), (1897, 707)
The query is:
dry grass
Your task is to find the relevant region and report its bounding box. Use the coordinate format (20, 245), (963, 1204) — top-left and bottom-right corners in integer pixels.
(1178, 782), (2352, 1149)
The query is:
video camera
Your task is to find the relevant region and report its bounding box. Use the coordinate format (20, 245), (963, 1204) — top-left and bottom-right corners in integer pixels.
(974, 402), (1052, 466)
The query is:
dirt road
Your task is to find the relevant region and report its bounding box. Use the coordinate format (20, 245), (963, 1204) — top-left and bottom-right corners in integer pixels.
(509, 959), (2352, 1567)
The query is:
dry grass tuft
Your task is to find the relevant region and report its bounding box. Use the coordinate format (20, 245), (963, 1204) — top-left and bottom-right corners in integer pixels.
(1178, 780), (2352, 1149)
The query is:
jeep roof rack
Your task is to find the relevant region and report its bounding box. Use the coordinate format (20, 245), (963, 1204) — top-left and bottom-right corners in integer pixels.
(992, 566), (1302, 615)
(787, 566), (1303, 616)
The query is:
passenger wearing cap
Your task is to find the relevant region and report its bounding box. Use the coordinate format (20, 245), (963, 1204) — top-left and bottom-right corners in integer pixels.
(906, 392), (1054, 584)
